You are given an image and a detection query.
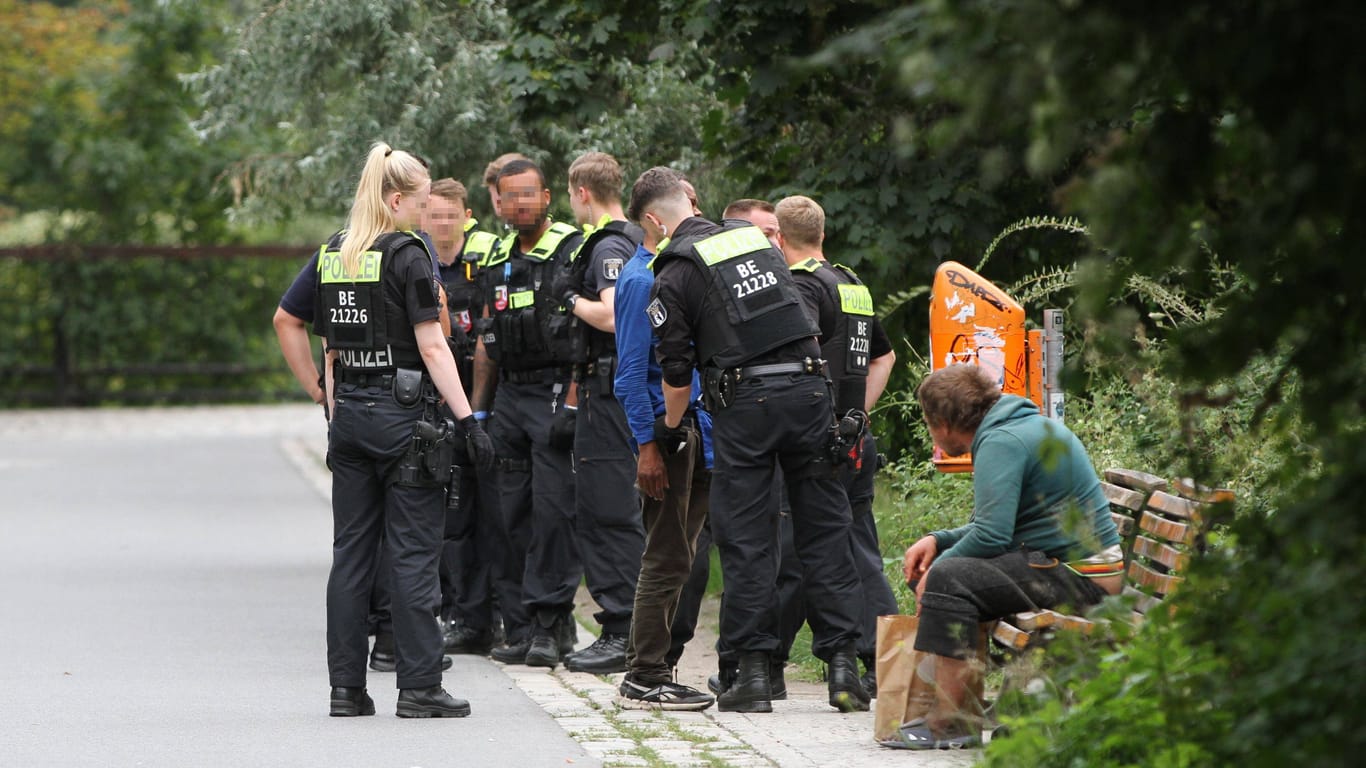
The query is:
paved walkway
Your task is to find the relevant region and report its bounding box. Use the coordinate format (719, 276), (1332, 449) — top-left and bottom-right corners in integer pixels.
(0, 405), (979, 767)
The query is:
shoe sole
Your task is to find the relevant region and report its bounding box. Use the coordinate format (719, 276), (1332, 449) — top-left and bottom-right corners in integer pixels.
(829, 689), (871, 712)
(564, 660), (627, 674)
(395, 703), (472, 718)
(716, 699), (773, 713)
(524, 652), (559, 668)
(616, 695), (713, 712)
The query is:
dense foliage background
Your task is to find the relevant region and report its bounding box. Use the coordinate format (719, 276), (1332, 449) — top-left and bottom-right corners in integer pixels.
(4, 2), (1362, 762)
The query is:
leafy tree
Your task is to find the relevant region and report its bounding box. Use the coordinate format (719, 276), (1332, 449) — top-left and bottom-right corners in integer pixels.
(853, 1), (1366, 762)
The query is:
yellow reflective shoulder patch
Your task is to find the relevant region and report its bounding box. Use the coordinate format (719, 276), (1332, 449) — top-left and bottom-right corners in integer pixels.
(319, 250), (383, 284)
(837, 283), (874, 316)
(693, 227), (771, 266)
(790, 257), (821, 273)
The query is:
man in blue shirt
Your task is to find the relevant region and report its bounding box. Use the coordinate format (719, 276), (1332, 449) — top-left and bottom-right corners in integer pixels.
(611, 173), (715, 710)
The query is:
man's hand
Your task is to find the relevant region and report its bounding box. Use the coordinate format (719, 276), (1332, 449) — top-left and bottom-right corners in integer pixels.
(548, 405), (577, 450)
(903, 534), (938, 589)
(460, 415), (496, 473)
(636, 441), (668, 500)
(549, 268), (582, 307)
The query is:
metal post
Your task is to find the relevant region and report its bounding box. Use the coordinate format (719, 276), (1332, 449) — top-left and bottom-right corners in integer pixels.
(1043, 309), (1064, 422)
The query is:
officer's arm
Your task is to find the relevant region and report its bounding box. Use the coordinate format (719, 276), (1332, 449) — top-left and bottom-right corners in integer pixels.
(437, 284), (452, 338)
(866, 349), (896, 412)
(273, 305), (324, 405)
(662, 382), (692, 429)
(323, 348), (338, 419)
(416, 320), (475, 419)
(572, 285), (615, 333)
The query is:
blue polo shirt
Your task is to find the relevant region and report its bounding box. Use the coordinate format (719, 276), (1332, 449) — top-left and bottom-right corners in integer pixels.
(613, 242), (713, 467)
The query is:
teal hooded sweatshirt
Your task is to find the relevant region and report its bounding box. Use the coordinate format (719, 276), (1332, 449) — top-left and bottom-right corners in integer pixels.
(931, 395), (1119, 561)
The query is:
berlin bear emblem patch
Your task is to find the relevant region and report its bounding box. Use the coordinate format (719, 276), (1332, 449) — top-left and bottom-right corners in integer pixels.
(602, 258), (623, 281)
(646, 297), (667, 328)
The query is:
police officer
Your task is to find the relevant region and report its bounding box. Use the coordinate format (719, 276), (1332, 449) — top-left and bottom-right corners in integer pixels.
(316, 143), (494, 718)
(776, 194), (899, 697)
(634, 168), (869, 714)
(422, 178), (509, 655)
(470, 158), (584, 668)
(551, 151), (646, 674)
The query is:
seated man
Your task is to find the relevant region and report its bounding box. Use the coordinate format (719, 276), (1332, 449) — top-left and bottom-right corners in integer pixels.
(898, 364), (1123, 749)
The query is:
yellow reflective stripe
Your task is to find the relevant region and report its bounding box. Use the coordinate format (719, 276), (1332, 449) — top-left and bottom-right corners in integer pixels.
(464, 218), (479, 233)
(693, 227), (771, 266)
(527, 221), (576, 260)
(319, 249), (383, 284)
(509, 290), (535, 309)
(837, 283), (874, 316)
(790, 257), (821, 273)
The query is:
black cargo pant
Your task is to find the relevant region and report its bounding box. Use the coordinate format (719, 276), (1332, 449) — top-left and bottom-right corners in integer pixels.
(438, 438), (509, 635)
(490, 378), (582, 640)
(574, 376), (645, 636)
(915, 548), (1108, 658)
(626, 424), (710, 684)
(710, 372), (862, 662)
(326, 383), (445, 690)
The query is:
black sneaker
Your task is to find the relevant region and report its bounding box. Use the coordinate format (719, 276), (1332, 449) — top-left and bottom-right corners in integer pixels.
(490, 638), (531, 665)
(445, 624), (494, 655)
(860, 667), (877, 700)
(564, 633), (628, 674)
(618, 679), (715, 711)
(524, 632), (559, 668)
(396, 686), (471, 718)
(329, 686), (375, 717)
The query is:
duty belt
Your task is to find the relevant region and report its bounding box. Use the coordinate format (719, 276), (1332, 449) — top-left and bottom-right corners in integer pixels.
(734, 357), (826, 381)
(502, 366), (570, 385)
(337, 369), (395, 387)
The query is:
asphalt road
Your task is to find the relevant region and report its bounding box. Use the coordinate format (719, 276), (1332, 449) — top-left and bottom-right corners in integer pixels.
(0, 406), (598, 768)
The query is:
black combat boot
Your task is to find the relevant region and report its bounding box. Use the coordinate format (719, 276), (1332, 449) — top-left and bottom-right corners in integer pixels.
(396, 686), (471, 718)
(717, 651), (773, 713)
(329, 686), (375, 717)
(368, 632), (396, 672)
(827, 645), (871, 712)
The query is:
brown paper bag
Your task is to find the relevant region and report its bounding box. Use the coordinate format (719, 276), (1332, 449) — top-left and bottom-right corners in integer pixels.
(874, 615), (992, 743)
(873, 615), (936, 742)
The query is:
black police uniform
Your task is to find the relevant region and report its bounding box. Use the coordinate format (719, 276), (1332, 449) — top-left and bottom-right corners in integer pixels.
(568, 220), (645, 653)
(476, 222), (584, 659)
(649, 217), (864, 709)
(436, 223), (508, 651)
(313, 230), (449, 692)
(788, 257), (899, 672)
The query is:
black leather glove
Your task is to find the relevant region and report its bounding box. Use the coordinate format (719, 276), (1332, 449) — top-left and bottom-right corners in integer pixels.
(653, 413), (689, 455)
(460, 415), (495, 473)
(547, 405), (577, 451)
(549, 268), (581, 306)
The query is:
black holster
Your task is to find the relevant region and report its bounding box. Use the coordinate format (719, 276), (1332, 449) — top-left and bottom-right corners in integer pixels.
(701, 367), (737, 412)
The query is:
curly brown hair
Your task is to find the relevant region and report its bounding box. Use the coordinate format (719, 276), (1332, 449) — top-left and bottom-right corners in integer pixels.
(916, 364), (1001, 433)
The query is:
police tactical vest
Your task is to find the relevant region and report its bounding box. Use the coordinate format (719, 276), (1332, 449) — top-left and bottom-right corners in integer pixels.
(315, 230), (428, 372)
(791, 257), (875, 413)
(655, 222), (818, 369)
(571, 218), (643, 361)
(476, 221), (582, 370)
(442, 226), (500, 385)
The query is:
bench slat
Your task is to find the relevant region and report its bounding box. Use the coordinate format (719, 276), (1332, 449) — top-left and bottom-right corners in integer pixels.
(1138, 510), (1196, 545)
(1132, 535), (1189, 571)
(1104, 468), (1169, 494)
(1124, 585), (1162, 615)
(1147, 490), (1204, 522)
(1111, 511), (1135, 538)
(1011, 610), (1056, 630)
(1127, 560), (1182, 595)
(1102, 481), (1147, 512)
(993, 621), (1031, 650)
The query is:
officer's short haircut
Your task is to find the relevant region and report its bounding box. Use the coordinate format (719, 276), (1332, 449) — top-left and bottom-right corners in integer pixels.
(430, 178), (468, 207)
(722, 198), (775, 219)
(916, 364), (1002, 433)
(775, 195), (824, 249)
(627, 167), (687, 223)
(568, 152), (623, 204)
(483, 152), (530, 187)
(495, 158), (546, 192)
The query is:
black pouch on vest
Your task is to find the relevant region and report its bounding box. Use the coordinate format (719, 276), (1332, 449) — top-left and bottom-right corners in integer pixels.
(393, 367), (424, 407)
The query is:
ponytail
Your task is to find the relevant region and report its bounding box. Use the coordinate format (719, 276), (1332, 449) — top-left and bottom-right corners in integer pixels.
(340, 142), (428, 277)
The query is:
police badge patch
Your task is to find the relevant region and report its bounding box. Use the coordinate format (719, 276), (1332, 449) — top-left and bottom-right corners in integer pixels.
(602, 258), (623, 281)
(646, 297), (667, 328)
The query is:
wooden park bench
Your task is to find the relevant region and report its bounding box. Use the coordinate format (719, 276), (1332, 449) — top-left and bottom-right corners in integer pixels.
(990, 468), (1235, 653)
